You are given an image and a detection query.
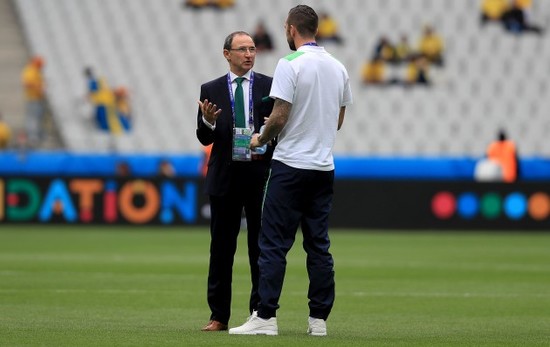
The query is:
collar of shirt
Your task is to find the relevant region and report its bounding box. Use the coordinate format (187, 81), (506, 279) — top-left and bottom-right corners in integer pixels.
(229, 70), (253, 83)
(228, 70), (253, 123)
(298, 45), (324, 52)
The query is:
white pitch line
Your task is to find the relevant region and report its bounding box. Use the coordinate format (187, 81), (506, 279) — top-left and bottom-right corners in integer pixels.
(348, 291), (550, 298)
(230, 290), (550, 298)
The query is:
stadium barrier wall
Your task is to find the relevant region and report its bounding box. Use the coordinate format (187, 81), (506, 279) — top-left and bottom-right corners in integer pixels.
(1, 152), (549, 229)
(1, 176), (549, 230)
(333, 180), (550, 230)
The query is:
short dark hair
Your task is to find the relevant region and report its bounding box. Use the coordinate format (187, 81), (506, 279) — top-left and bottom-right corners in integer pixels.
(223, 31), (252, 50)
(287, 5), (318, 37)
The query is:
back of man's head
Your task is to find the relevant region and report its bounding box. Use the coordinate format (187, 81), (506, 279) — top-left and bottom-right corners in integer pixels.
(287, 5), (318, 37)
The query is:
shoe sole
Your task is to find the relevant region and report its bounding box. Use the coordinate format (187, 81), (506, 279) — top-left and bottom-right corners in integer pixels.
(307, 329), (327, 336)
(229, 330), (278, 336)
(308, 331), (327, 336)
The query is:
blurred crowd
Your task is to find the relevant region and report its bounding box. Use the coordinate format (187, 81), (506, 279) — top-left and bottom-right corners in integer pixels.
(361, 25), (444, 87)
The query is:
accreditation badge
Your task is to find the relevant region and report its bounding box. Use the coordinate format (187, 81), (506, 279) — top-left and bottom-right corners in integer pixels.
(232, 127), (252, 161)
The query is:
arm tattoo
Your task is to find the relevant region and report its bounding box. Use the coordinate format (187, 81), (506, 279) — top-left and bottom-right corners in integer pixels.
(262, 99), (291, 144)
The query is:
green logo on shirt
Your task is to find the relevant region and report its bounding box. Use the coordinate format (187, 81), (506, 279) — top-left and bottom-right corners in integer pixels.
(284, 51), (305, 61)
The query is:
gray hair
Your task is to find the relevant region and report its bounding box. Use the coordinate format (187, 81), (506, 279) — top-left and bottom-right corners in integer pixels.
(223, 31), (252, 50)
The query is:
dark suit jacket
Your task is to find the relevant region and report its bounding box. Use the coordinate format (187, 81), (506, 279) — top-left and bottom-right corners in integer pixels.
(196, 72), (274, 196)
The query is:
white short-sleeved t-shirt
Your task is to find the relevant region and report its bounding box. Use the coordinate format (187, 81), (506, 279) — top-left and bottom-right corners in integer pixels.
(270, 45), (353, 171)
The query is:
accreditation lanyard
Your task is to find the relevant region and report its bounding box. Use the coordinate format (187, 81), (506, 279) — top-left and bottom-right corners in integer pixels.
(227, 72), (254, 129)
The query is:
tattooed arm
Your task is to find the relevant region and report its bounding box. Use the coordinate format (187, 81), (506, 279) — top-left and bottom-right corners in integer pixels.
(250, 98), (292, 149)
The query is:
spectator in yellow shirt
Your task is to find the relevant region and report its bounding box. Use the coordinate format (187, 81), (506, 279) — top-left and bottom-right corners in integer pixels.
(362, 56), (386, 85)
(184, 0), (209, 9)
(0, 112), (12, 149)
(21, 55), (46, 147)
(514, 0), (532, 10)
(405, 55), (430, 86)
(211, 0), (235, 9)
(394, 35), (412, 63)
(316, 12), (343, 44)
(418, 25), (444, 66)
(184, 0), (234, 10)
(481, 0), (509, 24)
(374, 36), (396, 63)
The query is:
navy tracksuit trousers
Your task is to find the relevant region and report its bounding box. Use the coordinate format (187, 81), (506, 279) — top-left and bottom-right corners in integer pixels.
(257, 160), (335, 320)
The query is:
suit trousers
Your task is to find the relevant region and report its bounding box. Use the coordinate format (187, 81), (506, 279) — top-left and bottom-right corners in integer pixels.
(207, 170), (263, 324)
(257, 160), (335, 320)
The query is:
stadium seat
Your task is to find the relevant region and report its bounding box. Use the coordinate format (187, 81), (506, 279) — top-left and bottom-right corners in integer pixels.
(12, 0), (550, 157)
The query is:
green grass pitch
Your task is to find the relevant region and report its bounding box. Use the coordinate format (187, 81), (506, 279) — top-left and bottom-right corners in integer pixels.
(1, 225), (549, 346)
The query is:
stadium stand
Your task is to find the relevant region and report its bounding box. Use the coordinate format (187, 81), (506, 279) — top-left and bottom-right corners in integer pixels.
(0, 0), (44, 148)
(11, 0), (550, 157)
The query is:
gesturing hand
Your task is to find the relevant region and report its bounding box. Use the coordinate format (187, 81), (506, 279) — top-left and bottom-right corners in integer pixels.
(198, 99), (222, 124)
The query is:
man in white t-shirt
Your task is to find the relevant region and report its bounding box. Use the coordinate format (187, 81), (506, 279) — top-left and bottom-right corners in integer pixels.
(229, 4), (352, 337)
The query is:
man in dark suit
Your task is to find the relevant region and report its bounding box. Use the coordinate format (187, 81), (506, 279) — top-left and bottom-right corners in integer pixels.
(196, 31), (274, 332)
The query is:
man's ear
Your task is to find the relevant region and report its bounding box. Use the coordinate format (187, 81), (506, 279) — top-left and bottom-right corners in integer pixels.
(291, 25), (298, 38)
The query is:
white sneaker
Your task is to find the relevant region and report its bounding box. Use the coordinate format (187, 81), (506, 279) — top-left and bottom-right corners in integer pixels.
(247, 310), (258, 322)
(307, 317), (327, 336)
(229, 316), (278, 335)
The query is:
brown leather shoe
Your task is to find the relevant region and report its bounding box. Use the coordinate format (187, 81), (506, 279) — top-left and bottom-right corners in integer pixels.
(201, 320), (228, 331)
